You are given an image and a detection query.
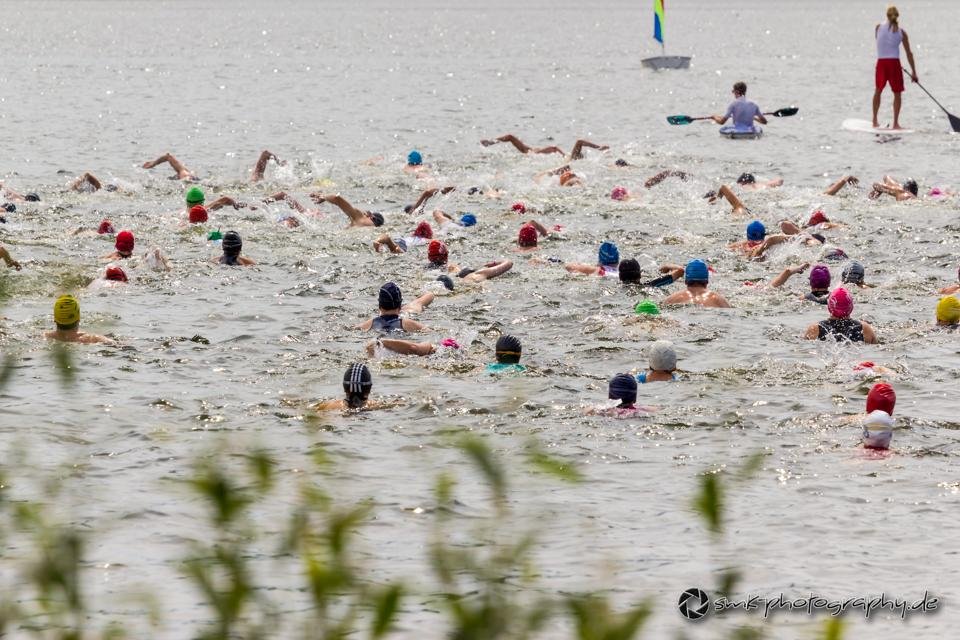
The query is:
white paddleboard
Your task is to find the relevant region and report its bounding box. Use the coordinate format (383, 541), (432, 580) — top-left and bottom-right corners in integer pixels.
(842, 119), (914, 135)
(719, 126), (762, 140)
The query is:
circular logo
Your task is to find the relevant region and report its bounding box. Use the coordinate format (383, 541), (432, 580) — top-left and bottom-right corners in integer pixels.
(678, 587), (710, 621)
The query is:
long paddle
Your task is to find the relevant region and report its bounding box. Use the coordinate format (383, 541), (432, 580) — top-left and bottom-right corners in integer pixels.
(901, 69), (960, 132)
(667, 106), (798, 125)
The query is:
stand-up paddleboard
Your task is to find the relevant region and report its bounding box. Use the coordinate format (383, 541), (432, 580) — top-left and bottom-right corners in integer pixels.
(842, 119), (914, 135)
(720, 126), (762, 140)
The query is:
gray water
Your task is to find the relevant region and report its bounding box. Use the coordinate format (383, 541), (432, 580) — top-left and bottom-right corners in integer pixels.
(1, 0), (959, 637)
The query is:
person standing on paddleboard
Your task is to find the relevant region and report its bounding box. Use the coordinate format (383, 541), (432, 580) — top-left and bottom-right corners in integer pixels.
(872, 5), (918, 130)
(712, 82), (767, 133)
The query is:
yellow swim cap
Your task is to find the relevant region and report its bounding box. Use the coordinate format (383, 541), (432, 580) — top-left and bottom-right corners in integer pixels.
(936, 295), (960, 324)
(54, 295), (80, 327)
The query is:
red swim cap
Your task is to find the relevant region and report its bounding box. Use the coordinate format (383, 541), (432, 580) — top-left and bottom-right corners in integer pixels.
(866, 383), (896, 416)
(807, 210), (829, 226)
(105, 265), (128, 282)
(518, 224), (538, 247)
(413, 221), (433, 239)
(98, 219), (115, 235)
(427, 240), (448, 265)
(115, 230), (135, 254)
(189, 205), (208, 224)
(511, 201), (526, 214)
(559, 171), (576, 186)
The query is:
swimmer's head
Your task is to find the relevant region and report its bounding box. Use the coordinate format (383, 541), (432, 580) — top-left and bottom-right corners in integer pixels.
(808, 264), (831, 290)
(703, 190), (718, 200)
(598, 242), (619, 267)
(903, 179), (918, 196)
(495, 334), (522, 364)
(635, 299), (660, 316)
(866, 382), (896, 415)
(611, 186), (629, 201)
(936, 295), (960, 325)
(459, 213), (477, 227)
(821, 245), (847, 262)
(427, 240), (448, 266)
(378, 282), (402, 311)
(436, 275), (454, 291)
(733, 81), (747, 96)
(342, 363), (373, 408)
(615, 159), (629, 167)
(105, 184), (119, 192)
(841, 261), (865, 285)
(407, 150), (422, 166)
(807, 209), (829, 226)
(221, 231), (242, 257)
(608, 373), (638, 407)
(684, 259), (709, 286)
(189, 205), (208, 224)
(618, 259), (642, 283)
(186, 187), (205, 205)
(115, 230), (135, 257)
(736, 172), (756, 185)
(809, 233), (826, 244)
(368, 212), (385, 227)
(862, 410), (894, 450)
(24, 192), (40, 202)
(105, 264), (128, 282)
(746, 220), (766, 241)
(648, 340), (677, 372)
(559, 171), (577, 186)
(2, 203), (15, 213)
(413, 221), (433, 239)
(518, 224), (538, 247)
(827, 287), (854, 318)
(98, 219), (115, 235)
(511, 202), (527, 214)
(53, 294), (80, 330)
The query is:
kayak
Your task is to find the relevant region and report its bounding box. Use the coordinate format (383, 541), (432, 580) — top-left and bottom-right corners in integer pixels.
(841, 118), (914, 135)
(720, 126), (762, 140)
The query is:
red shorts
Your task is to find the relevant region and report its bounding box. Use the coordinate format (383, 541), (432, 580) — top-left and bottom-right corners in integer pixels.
(876, 58), (904, 92)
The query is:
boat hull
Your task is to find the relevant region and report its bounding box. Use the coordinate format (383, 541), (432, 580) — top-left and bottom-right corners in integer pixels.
(641, 55), (691, 70)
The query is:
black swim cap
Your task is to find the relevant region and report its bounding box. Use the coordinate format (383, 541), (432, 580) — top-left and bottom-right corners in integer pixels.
(618, 259), (642, 283)
(467, 186), (481, 195)
(403, 205), (414, 214)
(105, 184), (119, 192)
(378, 282), (403, 310)
(903, 179), (918, 196)
(369, 212), (384, 227)
(436, 275), (454, 291)
(615, 159), (629, 167)
(495, 334), (522, 364)
(842, 261), (865, 285)
(1, 203), (15, 213)
(24, 192), (40, 202)
(342, 362), (373, 408)
(222, 230), (242, 255)
(810, 233), (826, 244)
(736, 173), (756, 185)
(608, 373), (637, 406)
(456, 267), (476, 279)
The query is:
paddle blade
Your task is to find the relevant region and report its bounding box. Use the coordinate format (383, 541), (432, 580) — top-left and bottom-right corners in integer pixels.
(770, 107), (799, 117)
(666, 115), (694, 125)
(949, 113), (960, 133)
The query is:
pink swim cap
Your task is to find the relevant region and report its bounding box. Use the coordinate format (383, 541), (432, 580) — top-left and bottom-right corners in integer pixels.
(827, 287), (854, 318)
(929, 187), (944, 197)
(611, 186), (628, 201)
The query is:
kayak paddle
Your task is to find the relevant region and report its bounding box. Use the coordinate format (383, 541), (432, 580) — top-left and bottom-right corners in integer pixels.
(667, 106), (798, 125)
(901, 70), (960, 132)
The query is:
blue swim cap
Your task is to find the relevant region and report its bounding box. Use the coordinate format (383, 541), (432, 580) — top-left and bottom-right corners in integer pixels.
(684, 259), (709, 283)
(460, 213), (477, 227)
(407, 150), (422, 166)
(598, 241), (620, 266)
(746, 220), (766, 241)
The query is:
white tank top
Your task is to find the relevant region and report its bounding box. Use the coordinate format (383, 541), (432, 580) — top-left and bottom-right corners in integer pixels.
(876, 22), (902, 60)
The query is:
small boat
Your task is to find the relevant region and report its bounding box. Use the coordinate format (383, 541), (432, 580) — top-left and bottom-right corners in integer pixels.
(719, 126), (763, 140)
(641, 1), (691, 70)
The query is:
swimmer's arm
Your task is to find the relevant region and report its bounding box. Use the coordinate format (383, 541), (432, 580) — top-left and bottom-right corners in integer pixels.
(862, 322), (878, 344)
(564, 262), (598, 275)
(208, 196), (246, 211)
(251, 150), (282, 182)
(770, 263), (809, 288)
(659, 264), (685, 281)
(824, 175), (858, 196)
(803, 323), (820, 340)
(400, 318), (427, 332)
(569, 139), (609, 161)
(312, 194), (366, 222)
(895, 191), (915, 202)
(711, 294), (733, 309)
(472, 259), (512, 280)
(239, 256), (257, 266)
(939, 284), (960, 295)
(313, 399), (346, 411)
(373, 235), (402, 254)
(402, 292), (434, 314)
(432, 209), (455, 225)
(381, 338), (433, 355)
(0, 247), (21, 270)
(355, 318), (374, 331)
(718, 184), (747, 215)
(526, 220), (550, 237)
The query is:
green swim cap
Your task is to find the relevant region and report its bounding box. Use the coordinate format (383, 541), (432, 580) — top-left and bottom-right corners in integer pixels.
(207, 229), (222, 241)
(635, 300), (660, 316)
(186, 187), (205, 204)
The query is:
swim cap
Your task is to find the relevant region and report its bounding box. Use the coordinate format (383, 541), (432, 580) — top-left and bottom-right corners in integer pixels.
(407, 150), (422, 166)
(1, 203), (15, 213)
(559, 171), (576, 186)
(97, 219), (115, 235)
(222, 230), (242, 255)
(460, 213), (477, 227)
(736, 173), (756, 185)
(649, 340), (677, 372)
(518, 224), (538, 247)
(608, 373), (638, 406)
(105, 264), (128, 282)
(189, 205), (208, 224)
(866, 383), (896, 415)
(24, 192), (40, 202)
(746, 220), (766, 242)
(342, 363), (373, 408)
(807, 210), (829, 226)
(615, 159), (629, 167)
(684, 259), (709, 284)
(841, 261), (865, 285)
(427, 240), (448, 265)
(598, 242), (619, 266)
(186, 187), (205, 205)
(495, 334), (522, 364)
(413, 221), (433, 239)
(821, 246), (848, 261)
(378, 282), (402, 310)
(903, 179), (918, 196)
(369, 212), (385, 227)
(827, 287), (854, 318)
(929, 187), (944, 197)
(862, 410), (894, 449)
(511, 202), (526, 214)
(618, 259), (641, 283)
(436, 275), (454, 291)
(440, 338), (460, 349)
(634, 300), (660, 315)
(936, 295), (960, 324)
(208, 229), (223, 241)
(115, 230), (135, 255)
(809, 233), (826, 244)
(53, 294), (80, 328)
(808, 264), (831, 290)
(611, 186), (628, 201)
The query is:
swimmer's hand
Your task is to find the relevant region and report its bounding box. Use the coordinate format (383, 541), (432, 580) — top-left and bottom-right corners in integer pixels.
(787, 262), (810, 275)
(845, 175), (859, 186)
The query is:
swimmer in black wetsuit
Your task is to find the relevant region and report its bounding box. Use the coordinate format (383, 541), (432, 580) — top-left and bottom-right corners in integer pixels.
(770, 263), (831, 303)
(213, 231), (256, 266)
(356, 282), (433, 333)
(804, 287), (877, 343)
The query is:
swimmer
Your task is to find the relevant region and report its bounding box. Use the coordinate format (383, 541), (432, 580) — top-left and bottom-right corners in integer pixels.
(251, 150), (285, 182)
(868, 175), (917, 201)
(213, 231), (256, 266)
(515, 221), (551, 253)
(93, 264), (129, 288)
(69, 171), (111, 193)
(141, 247), (172, 272)
(182, 186), (245, 213)
(729, 220), (768, 255)
(779, 209), (843, 234)
(935, 295), (960, 327)
(841, 261), (869, 288)
(733, 172), (783, 190)
(368, 337), (461, 357)
(141, 152), (197, 180)
(373, 221), (433, 254)
(264, 191), (319, 219)
(634, 299), (661, 316)
(824, 175), (860, 196)
(455, 260), (513, 284)
(187, 205), (208, 224)
(644, 170), (689, 189)
(480, 135), (608, 160)
(867, 382), (897, 416)
(771, 263), (831, 304)
(0, 246), (21, 270)
(804, 287), (877, 343)
(356, 282), (433, 332)
(565, 242), (621, 277)
(746, 230), (825, 260)
(609, 186), (633, 201)
(310, 193), (385, 228)
(637, 340), (678, 383)
(404, 150), (426, 172)
(102, 230), (135, 260)
(618, 258), (643, 284)
(662, 259), (732, 308)
(584, 374), (649, 417)
(705, 184), (748, 215)
(0, 183), (39, 203)
(711, 81), (768, 132)
(314, 363), (390, 411)
(862, 410), (894, 450)
(44, 295), (112, 344)
(405, 186), (455, 214)
(939, 266), (960, 295)
(557, 170), (583, 187)
(487, 334), (526, 373)
(432, 209), (478, 231)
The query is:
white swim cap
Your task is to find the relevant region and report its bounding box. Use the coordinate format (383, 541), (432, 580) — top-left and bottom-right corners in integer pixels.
(862, 410), (894, 449)
(649, 340), (677, 372)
